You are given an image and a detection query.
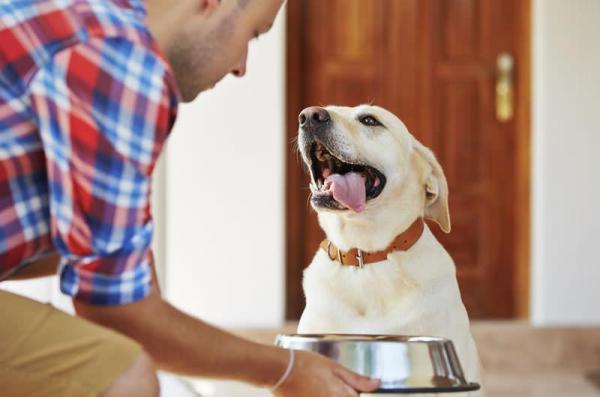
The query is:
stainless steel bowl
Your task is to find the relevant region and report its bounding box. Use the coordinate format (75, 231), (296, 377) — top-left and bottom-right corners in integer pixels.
(275, 334), (480, 394)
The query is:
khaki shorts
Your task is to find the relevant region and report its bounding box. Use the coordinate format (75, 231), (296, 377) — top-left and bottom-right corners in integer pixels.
(0, 290), (142, 397)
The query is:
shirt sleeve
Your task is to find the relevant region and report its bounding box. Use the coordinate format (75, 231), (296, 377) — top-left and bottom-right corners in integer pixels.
(29, 36), (178, 305)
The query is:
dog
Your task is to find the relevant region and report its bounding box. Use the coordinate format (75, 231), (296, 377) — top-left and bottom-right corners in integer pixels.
(296, 105), (482, 396)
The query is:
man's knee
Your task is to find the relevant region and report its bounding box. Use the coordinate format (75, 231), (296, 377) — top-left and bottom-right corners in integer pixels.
(101, 352), (159, 397)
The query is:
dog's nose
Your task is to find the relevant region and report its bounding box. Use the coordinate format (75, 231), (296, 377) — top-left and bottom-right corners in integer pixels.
(299, 106), (330, 128)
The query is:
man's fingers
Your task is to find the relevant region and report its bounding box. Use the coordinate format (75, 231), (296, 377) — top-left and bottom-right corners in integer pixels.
(338, 381), (360, 397)
(333, 365), (380, 392)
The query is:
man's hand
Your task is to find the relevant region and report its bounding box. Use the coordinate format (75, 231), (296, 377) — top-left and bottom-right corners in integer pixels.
(74, 286), (379, 395)
(274, 350), (380, 397)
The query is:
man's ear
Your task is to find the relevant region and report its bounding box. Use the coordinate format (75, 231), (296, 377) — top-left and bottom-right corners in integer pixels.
(413, 140), (451, 233)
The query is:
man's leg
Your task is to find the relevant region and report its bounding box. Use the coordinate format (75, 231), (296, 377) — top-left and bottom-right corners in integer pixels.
(0, 289), (158, 397)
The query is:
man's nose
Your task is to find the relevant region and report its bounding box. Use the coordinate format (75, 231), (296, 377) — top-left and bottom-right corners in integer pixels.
(231, 49), (248, 77)
(299, 106), (331, 128)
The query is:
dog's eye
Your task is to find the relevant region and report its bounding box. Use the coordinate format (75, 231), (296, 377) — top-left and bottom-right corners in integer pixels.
(359, 115), (383, 127)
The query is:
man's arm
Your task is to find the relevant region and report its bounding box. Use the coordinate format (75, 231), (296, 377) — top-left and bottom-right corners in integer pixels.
(74, 276), (287, 387)
(74, 282), (381, 395)
(6, 251), (290, 386)
(74, 261), (380, 395)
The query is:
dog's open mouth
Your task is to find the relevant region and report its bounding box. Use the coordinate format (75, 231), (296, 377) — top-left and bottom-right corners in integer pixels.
(308, 142), (386, 212)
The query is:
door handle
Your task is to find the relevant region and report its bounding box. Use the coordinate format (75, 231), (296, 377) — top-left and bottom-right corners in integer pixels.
(496, 53), (514, 122)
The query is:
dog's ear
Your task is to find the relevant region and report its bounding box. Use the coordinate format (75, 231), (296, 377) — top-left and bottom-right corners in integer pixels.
(413, 141), (451, 233)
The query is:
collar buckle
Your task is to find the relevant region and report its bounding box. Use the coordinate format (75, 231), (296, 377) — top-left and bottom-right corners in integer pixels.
(327, 241), (343, 263)
(356, 249), (364, 268)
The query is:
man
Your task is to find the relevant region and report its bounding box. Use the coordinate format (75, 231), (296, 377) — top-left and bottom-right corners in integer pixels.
(0, 0), (381, 396)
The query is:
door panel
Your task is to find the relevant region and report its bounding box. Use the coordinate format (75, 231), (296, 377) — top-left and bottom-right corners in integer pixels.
(286, 0), (529, 319)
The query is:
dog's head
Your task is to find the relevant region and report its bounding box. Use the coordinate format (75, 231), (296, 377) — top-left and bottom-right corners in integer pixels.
(298, 104), (450, 250)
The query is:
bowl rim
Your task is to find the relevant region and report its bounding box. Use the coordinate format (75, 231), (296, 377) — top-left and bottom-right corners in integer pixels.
(276, 334), (452, 343)
(275, 334), (481, 393)
(373, 383), (481, 394)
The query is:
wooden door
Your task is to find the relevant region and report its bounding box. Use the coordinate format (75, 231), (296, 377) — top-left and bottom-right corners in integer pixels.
(285, 0), (531, 319)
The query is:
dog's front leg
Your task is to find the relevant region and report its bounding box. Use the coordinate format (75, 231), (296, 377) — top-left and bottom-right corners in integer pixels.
(297, 305), (342, 334)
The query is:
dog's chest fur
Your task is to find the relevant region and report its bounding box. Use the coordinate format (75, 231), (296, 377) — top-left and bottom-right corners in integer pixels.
(299, 227), (465, 336)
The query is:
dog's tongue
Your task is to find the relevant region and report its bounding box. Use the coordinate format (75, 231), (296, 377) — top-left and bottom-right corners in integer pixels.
(324, 172), (366, 212)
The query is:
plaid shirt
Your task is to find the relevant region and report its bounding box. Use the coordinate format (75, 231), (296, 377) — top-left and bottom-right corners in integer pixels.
(0, 0), (179, 304)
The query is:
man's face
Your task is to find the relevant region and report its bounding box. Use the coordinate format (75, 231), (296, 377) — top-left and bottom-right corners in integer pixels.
(167, 0), (284, 102)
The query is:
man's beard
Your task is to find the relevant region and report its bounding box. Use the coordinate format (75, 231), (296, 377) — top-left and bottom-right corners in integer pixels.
(166, 13), (236, 102)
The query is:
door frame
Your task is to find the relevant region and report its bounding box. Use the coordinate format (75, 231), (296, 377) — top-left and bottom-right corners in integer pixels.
(513, 0), (532, 319)
(284, 0), (307, 321)
(284, 0), (532, 320)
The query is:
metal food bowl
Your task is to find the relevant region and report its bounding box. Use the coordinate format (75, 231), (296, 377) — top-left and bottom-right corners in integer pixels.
(275, 334), (480, 394)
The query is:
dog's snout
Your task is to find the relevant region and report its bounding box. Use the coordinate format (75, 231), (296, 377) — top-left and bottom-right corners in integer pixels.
(299, 106), (330, 128)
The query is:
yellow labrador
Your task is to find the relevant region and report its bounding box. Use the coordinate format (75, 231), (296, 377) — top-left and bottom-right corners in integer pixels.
(296, 105), (482, 396)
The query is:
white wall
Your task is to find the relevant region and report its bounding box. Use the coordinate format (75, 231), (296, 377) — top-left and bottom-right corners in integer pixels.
(0, 277), (71, 310)
(531, 0), (600, 325)
(164, 10), (286, 328)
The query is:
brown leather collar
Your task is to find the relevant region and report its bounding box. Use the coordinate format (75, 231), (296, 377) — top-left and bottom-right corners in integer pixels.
(320, 218), (425, 267)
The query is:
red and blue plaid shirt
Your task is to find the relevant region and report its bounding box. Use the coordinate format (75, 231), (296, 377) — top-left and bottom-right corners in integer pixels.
(0, 0), (179, 304)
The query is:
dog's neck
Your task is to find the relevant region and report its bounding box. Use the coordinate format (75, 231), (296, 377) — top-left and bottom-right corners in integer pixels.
(320, 218), (425, 267)
(318, 206), (423, 252)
